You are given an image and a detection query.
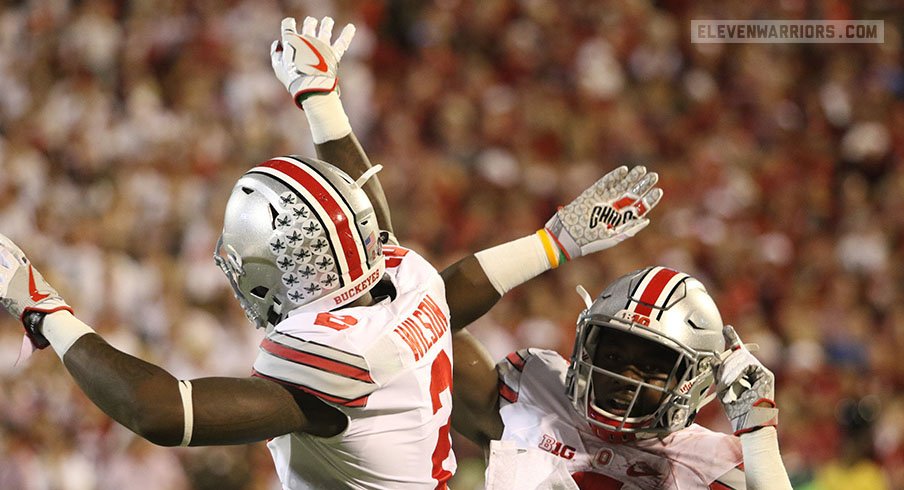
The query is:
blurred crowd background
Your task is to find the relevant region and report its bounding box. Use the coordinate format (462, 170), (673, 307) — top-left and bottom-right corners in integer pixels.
(1, 0), (902, 488)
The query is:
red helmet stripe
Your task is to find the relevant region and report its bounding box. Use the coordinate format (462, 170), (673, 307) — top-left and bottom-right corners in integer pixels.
(261, 159), (364, 280)
(633, 267), (679, 316)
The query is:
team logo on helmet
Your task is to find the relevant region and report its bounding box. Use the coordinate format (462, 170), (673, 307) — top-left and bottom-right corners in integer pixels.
(216, 156), (386, 328)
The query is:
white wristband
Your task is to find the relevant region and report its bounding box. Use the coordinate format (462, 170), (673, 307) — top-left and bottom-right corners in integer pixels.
(301, 92), (352, 144)
(475, 232), (553, 296)
(178, 380), (194, 447)
(42, 311), (96, 359)
(739, 427), (793, 490)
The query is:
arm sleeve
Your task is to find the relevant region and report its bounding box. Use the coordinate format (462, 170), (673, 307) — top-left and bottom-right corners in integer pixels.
(739, 427), (793, 490)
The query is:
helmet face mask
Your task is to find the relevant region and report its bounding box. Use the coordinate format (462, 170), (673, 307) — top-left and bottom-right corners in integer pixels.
(215, 156), (385, 329)
(566, 267), (725, 441)
(589, 327), (689, 420)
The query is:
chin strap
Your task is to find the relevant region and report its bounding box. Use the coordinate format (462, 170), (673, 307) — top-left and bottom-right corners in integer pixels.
(355, 164), (383, 187)
(575, 285), (594, 308)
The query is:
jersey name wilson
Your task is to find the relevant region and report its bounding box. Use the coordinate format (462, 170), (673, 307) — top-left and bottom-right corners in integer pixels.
(393, 295), (449, 360)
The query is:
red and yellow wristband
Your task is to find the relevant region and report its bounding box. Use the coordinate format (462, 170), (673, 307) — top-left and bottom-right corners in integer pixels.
(536, 228), (568, 269)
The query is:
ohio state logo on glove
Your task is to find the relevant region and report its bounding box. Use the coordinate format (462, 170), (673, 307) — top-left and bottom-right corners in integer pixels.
(543, 165), (663, 262)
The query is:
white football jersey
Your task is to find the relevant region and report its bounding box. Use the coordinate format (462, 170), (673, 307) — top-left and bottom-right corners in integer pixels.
(252, 246), (455, 489)
(491, 349), (744, 490)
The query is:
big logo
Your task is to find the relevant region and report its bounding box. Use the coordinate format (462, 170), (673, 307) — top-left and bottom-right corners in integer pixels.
(538, 433), (576, 460)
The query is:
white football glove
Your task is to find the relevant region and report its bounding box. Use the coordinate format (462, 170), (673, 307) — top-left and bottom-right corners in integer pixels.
(716, 325), (779, 435)
(271, 16), (356, 107)
(0, 233), (72, 349)
(543, 166), (662, 262)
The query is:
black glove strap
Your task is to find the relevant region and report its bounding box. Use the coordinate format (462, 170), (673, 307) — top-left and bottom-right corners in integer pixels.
(22, 310), (51, 349)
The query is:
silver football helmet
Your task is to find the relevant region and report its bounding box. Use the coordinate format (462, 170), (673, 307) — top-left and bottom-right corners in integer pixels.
(565, 266), (724, 442)
(215, 156), (385, 329)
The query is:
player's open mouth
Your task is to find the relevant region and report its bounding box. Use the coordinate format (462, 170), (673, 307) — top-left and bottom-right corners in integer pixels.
(602, 395), (634, 415)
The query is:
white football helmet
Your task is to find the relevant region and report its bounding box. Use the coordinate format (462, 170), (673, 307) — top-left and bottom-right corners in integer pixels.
(215, 156), (385, 329)
(565, 266), (725, 442)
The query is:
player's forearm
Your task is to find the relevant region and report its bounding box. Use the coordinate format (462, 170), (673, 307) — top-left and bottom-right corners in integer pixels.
(740, 427), (793, 490)
(65, 340), (304, 446)
(57, 328), (186, 446)
(450, 329), (504, 445)
(66, 340), (304, 446)
(314, 133), (393, 234)
(44, 312), (307, 446)
(441, 256), (502, 331)
(305, 94), (393, 234)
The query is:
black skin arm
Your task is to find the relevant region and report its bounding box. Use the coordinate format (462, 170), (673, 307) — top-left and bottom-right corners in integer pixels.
(58, 307), (501, 449)
(314, 134), (393, 236)
(442, 256), (506, 448)
(450, 329), (504, 447)
(59, 333), (345, 446)
(314, 135), (503, 333)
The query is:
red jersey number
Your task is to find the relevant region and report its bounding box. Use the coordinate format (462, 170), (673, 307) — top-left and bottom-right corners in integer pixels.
(429, 350), (453, 489)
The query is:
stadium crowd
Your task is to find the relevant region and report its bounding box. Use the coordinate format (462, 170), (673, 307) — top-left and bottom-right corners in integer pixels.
(1, 0), (902, 488)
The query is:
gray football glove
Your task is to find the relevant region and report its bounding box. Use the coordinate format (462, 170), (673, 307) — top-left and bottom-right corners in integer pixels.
(716, 325), (779, 435)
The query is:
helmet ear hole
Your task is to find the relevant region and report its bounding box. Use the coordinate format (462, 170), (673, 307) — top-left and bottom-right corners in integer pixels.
(250, 286), (270, 299)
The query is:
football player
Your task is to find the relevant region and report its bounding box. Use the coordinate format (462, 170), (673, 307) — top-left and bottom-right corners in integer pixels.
(0, 17), (662, 490)
(452, 267), (794, 489)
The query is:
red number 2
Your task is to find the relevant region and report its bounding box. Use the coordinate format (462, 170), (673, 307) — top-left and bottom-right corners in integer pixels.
(429, 350), (453, 489)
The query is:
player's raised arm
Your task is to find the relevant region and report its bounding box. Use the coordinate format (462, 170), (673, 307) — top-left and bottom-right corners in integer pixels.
(442, 165), (662, 331)
(0, 234), (330, 447)
(447, 166), (662, 444)
(715, 326), (793, 489)
(449, 328), (503, 445)
(270, 16), (393, 236)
